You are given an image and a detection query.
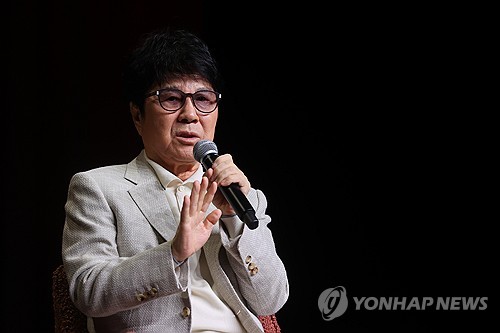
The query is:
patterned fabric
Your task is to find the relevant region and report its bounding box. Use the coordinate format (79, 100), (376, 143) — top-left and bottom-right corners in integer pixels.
(258, 314), (281, 333)
(52, 264), (87, 333)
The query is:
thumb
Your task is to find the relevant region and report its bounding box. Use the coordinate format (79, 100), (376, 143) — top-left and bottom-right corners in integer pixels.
(205, 209), (222, 226)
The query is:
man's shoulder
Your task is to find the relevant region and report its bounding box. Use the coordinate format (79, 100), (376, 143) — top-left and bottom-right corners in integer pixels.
(74, 151), (146, 178)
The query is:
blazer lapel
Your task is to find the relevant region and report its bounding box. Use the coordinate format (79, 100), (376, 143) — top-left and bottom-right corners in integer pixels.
(125, 151), (177, 240)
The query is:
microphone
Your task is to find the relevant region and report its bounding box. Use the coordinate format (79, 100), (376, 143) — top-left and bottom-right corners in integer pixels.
(193, 140), (259, 230)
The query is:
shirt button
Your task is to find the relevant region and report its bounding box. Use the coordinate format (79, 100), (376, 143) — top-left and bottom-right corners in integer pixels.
(177, 186), (186, 192)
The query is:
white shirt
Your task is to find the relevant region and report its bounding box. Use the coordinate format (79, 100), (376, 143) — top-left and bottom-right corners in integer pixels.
(146, 157), (249, 333)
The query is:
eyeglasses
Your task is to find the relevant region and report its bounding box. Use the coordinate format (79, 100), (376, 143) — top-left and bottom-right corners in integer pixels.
(145, 88), (222, 113)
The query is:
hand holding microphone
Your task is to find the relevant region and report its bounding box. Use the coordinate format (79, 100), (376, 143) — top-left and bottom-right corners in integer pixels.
(193, 140), (259, 230)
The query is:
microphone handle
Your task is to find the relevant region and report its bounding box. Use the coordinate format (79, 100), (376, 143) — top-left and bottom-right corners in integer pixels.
(220, 183), (259, 230)
(201, 153), (259, 230)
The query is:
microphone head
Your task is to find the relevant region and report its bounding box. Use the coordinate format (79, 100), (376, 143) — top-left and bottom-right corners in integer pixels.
(193, 140), (218, 162)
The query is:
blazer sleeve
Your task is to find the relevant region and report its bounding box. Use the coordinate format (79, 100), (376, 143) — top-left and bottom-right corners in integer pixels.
(62, 170), (188, 317)
(219, 188), (289, 316)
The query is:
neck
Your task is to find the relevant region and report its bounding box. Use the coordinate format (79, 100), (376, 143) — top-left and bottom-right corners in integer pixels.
(144, 150), (200, 181)
(173, 163), (200, 181)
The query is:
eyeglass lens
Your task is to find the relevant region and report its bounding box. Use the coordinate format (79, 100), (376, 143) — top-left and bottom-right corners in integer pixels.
(158, 89), (218, 112)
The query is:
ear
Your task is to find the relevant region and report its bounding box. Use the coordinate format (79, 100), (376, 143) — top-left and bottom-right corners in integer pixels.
(130, 102), (143, 136)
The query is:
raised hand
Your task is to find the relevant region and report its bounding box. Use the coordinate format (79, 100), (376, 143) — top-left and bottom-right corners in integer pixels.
(171, 176), (222, 262)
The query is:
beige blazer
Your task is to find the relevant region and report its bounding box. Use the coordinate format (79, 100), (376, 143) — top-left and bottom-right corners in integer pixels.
(62, 150), (289, 333)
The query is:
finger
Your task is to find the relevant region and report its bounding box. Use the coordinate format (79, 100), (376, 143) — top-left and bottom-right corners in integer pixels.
(197, 177), (210, 210)
(180, 194), (191, 224)
(190, 180), (201, 216)
(204, 168), (213, 182)
(200, 181), (218, 213)
(216, 170), (247, 188)
(219, 172), (242, 187)
(211, 164), (242, 186)
(211, 154), (232, 170)
(205, 209), (222, 227)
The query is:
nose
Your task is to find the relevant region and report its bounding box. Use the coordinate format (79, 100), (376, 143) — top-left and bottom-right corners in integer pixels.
(178, 96), (199, 123)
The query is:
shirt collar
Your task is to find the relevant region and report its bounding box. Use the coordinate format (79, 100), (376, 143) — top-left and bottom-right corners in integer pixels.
(145, 154), (204, 189)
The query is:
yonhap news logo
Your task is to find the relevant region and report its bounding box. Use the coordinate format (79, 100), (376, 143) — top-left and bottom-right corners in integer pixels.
(318, 286), (349, 321)
(318, 286), (488, 320)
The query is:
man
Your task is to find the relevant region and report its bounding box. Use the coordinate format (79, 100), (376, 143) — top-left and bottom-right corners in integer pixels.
(62, 28), (289, 332)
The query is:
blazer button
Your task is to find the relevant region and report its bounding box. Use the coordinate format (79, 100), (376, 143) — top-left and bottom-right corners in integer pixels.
(148, 287), (158, 297)
(248, 262), (256, 270)
(181, 306), (191, 318)
(136, 293), (147, 302)
(245, 255), (252, 264)
(250, 266), (259, 276)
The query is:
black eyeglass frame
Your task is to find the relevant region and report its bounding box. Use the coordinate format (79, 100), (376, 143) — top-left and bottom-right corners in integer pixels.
(144, 88), (222, 113)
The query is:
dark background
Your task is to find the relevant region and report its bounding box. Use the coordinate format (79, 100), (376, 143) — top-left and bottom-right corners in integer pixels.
(7, 0), (495, 332)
